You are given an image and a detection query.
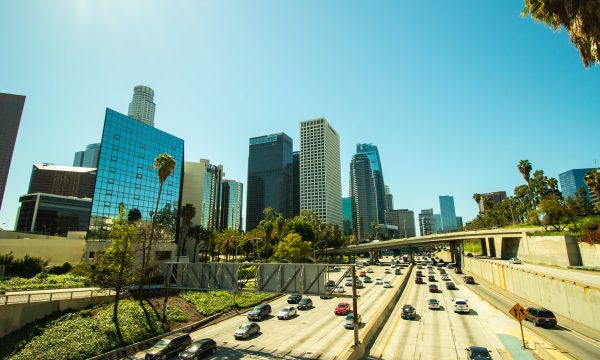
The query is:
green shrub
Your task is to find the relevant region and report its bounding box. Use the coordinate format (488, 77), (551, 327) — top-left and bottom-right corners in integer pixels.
(0, 273), (90, 292)
(166, 305), (188, 322)
(179, 290), (278, 315)
(48, 262), (73, 275)
(0, 252), (47, 278)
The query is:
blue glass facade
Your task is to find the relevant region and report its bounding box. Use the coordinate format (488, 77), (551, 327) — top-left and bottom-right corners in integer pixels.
(222, 179), (243, 231)
(439, 195), (457, 232)
(87, 108), (184, 240)
(342, 197), (353, 235)
(559, 168), (598, 201)
(356, 143), (386, 224)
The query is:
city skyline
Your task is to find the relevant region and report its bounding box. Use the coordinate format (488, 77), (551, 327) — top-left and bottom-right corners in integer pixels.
(1, 2), (599, 230)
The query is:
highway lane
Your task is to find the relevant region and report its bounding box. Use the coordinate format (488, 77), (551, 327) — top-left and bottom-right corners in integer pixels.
(141, 258), (408, 359)
(455, 268), (600, 360)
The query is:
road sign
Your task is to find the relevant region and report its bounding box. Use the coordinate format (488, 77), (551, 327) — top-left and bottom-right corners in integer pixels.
(508, 303), (528, 322)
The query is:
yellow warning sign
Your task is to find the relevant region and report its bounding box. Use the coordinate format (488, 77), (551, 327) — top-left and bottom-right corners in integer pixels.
(509, 303), (528, 322)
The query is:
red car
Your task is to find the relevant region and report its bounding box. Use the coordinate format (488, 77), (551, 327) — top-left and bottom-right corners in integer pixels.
(359, 271), (366, 277)
(334, 302), (351, 315)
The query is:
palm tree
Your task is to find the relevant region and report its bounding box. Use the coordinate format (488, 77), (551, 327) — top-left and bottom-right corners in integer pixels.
(584, 170), (600, 209)
(473, 193), (481, 205)
(275, 214), (285, 243)
(259, 219), (274, 248)
(177, 203), (196, 262)
(518, 160), (535, 209)
(218, 228), (239, 261)
(371, 221), (381, 241)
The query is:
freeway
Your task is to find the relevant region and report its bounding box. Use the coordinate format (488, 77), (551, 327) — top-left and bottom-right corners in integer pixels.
(136, 257), (407, 359)
(368, 261), (548, 360)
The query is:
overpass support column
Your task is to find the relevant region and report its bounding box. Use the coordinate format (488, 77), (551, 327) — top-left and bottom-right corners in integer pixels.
(449, 241), (456, 263)
(480, 238), (488, 256)
(455, 241), (464, 268)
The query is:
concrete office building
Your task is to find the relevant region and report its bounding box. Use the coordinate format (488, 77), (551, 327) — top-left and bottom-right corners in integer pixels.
(28, 164), (96, 199)
(221, 179), (243, 231)
(73, 143), (101, 168)
(246, 133), (293, 230)
(300, 118), (342, 226)
(182, 159), (226, 231)
(350, 153), (378, 241)
(419, 209), (434, 236)
(559, 168), (598, 203)
(16, 193), (91, 235)
(342, 197), (353, 235)
(128, 85), (156, 127)
(356, 143), (387, 223)
(385, 209), (416, 238)
(0, 93), (26, 212)
(292, 151), (300, 217)
(439, 195), (458, 232)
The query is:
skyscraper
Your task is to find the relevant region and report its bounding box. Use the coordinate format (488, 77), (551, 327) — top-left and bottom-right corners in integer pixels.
(350, 153), (378, 241)
(300, 118), (342, 226)
(246, 133), (293, 230)
(292, 151), (300, 217)
(221, 179), (243, 231)
(477, 191), (507, 212)
(73, 143), (101, 168)
(558, 168), (598, 202)
(28, 164), (96, 198)
(433, 213), (443, 233)
(87, 108), (183, 241)
(384, 185), (394, 211)
(439, 195), (458, 232)
(356, 143), (386, 223)
(385, 209), (416, 238)
(0, 93), (26, 212)
(202, 162), (224, 230)
(342, 197), (353, 235)
(128, 85), (156, 127)
(419, 209), (434, 236)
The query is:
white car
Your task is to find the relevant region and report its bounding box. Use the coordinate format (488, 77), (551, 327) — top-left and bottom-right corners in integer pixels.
(452, 298), (470, 314)
(508, 258), (522, 264)
(383, 281), (391, 288)
(277, 306), (297, 320)
(441, 274), (450, 281)
(428, 298), (441, 310)
(375, 278), (383, 285)
(384, 269), (391, 274)
(367, 268), (374, 273)
(334, 286), (345, 293)
(345, 279), (353, 287)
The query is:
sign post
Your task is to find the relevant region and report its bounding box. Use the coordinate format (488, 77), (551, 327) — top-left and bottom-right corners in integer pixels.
(508, 303), (529, 349)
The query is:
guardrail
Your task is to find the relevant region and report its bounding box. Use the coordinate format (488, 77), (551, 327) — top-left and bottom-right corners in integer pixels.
(0, 289), (116, 305)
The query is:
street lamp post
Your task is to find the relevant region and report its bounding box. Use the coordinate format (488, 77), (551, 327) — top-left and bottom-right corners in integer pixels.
(313, 240), (326, 263)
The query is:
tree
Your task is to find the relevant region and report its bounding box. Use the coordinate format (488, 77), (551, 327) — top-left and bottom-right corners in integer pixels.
(473, 193), (481, 208)
(575, 186), (594, 216)
(217, 228), (240, 261)
(273, 233), (312, 263)
(518, 160), (535, 209)
(522, 0), (600, 67)
(178, 203), (196, 262)
(259, 219), (274, 249)
(584, 169), (600, 210)
(140, 153), (176, 304)
(539, 196), (570, 231)
(127, 208), (142, 223)
(275, 214), (286, 243)
(371, 221), (381, 241)
(285, 216), (316, 242)
(94, 205), (137, 345)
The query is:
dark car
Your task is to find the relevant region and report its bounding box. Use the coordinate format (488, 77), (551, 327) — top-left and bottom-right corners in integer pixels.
(401, 304), (416, 320)
(415, 277), (424, 284)
(298, 297), (313, 310)
(234, 322), (261, 339)
(416, 271), (424, 277)
(428, 284), (439, 293)
(466, 346), (492, 359)
(428, 275), (436, 282)
(464, 276), (475, 284)
(363, 276), (373, 283)
(394, 268), (402, 275)
(247, 303), (271, 321)
(454, 268), (463, 274)
(179, 338), (217, 359)
(145, 333), (192, 360)
(445, 281), (457, 290)
(526, 307), (557, 328)
(287, 293), (302, 304)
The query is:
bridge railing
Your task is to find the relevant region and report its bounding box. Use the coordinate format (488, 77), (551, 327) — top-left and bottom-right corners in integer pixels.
(0, 289), (116, 305)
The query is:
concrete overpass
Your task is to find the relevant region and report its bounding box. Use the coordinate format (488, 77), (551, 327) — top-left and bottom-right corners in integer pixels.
(321, 228), (531, 267)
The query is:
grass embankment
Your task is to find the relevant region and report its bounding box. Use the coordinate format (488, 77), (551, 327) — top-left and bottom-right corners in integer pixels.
(0, 291), (278, 360)
(0, 273), (90, 292)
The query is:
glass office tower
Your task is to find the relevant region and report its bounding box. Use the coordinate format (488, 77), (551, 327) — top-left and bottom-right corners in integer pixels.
(87, 108), (183, 241)
(356, 144), (386, 224)
(439, 195), (458, 232)
(0, 93), (26, 212)
(350, 153), (378, 241)
(342, 197), (353, 235)
(559, 168), (598, 201)
(221, 179), (243, 231)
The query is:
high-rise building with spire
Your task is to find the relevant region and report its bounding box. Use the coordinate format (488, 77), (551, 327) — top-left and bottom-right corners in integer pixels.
(128, 85), (156, 127)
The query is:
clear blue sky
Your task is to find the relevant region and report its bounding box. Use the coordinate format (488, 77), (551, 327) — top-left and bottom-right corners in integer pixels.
(1, 1), (599, 230)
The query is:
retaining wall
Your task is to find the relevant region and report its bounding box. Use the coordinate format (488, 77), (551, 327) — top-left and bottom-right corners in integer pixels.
(463, 257), (600, 331)
(578, 242), (600, 268)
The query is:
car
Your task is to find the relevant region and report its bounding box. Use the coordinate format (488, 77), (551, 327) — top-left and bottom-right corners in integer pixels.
(367, 268), (374, 273)
(355, 279), (364, 288)
(401, 304), (416, 320)
(287, 293), (302, 304)
(452, 298), (470, 314)
(178, 338), (217, 359)
(334, 286), (345, 293)
(417, 265), (424, 269)
(428, 275), (436, 282)
(428, 298), (441, 310)
(466, 346), (492, 359)
(384, 268), (391, 274)
(526, 307), (557, 328)
(325, 280), (336, 289)
(445, 281), (457, 290)
(416, 271), (424, 277)
(447, 263), (455, 269)
(363, 276), (373, 283)
(390, 263), (396, 268)
(298, 298), (313, 310)
(333, 266), (341, 272)
(375, 278), (383, 285)
(394, 269), (402, 275)
(439, 269), (447, 275)
(428, 284), (439, 293)
(415, 277), (424, 284)
(247, 303), (271, 321)
(465, 252), (474, 258)
(234, 322), (260, 339)
(345, 272), (352, 278)
(508, 258), (522, 264)
(145, 333), (192, 360)
(345, 279), (353, 287)
(277, 306), (297, 320)
(454, 268), (463, 274)
(464, 276), (475, 284)
(335, 302), (351, 315)
(359, 270), (366, 277)
(344, 312), (362, 329)
(441, 274), (450, 281)
(383, 281), (391, 288)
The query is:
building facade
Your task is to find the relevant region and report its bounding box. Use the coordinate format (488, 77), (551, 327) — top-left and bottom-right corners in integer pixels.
(87, 108), (183, 241)
(202, 162), (224, 230)
(246, 133), (294, 230)
(384, 185), (394, 211)
(29, 164), (96, 198)
(439, 195), (458, 232)
(300, 118), (342, 226)
(559, 168), (598, 202)
(0, 93), (26, 212)
(292, 151), (300, 217)
(356, 143), (386, 223)
(478, 191), (507, 212)
(221, 179), (243, 231)
(342, 197), (353, 235)
(73, 143), (101, 168)
(385, 209), (416, 238)
(16, 193), (91, 235)
(350, 153), (378, 241)
(128, 85), (156, 127)
(433, 213), (443, 233)
(419, 209), (434, 236)
(456, 216), (463, 229)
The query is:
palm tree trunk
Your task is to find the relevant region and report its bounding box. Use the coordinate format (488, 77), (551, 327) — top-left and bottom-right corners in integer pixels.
(527, 180), (536, 210)
(140, 183), (164, 304)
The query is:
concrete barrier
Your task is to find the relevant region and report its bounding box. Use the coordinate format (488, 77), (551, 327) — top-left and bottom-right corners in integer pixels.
(338, 265), (413, 360)
(579, 242), (600, 268)
(464, 257), (600, 331)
